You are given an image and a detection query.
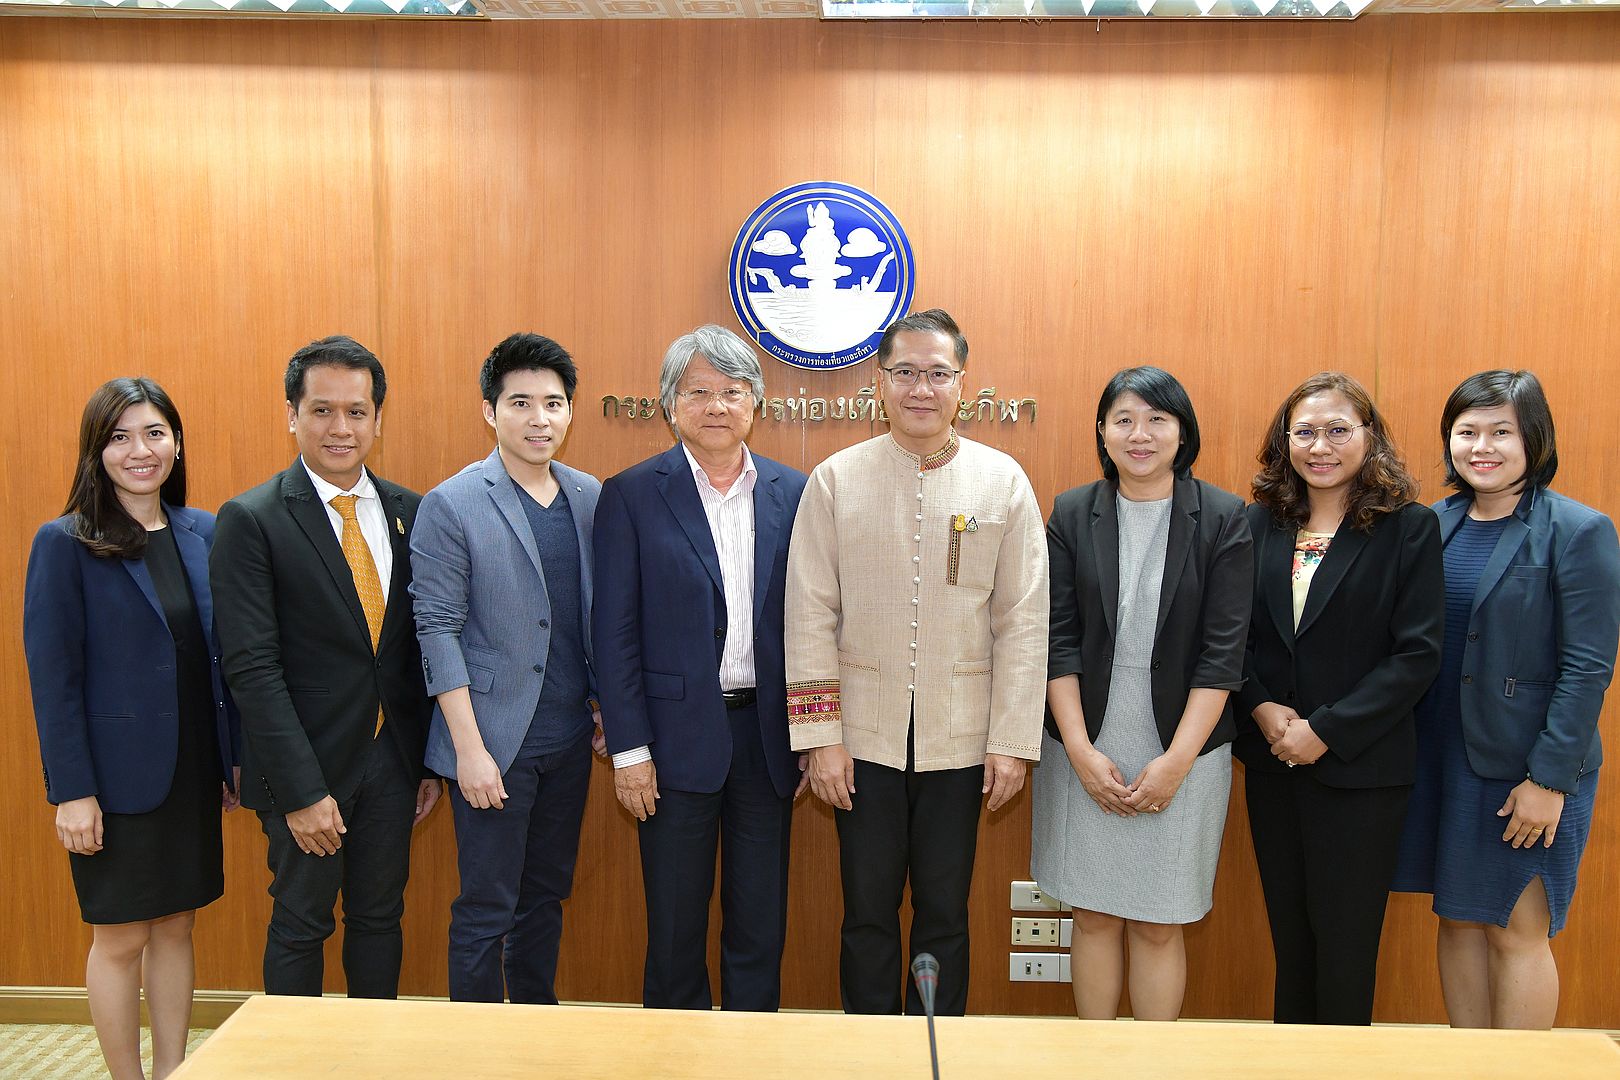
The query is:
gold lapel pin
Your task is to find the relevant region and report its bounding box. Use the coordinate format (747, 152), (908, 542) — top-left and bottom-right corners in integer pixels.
(395, 517), (405, 535)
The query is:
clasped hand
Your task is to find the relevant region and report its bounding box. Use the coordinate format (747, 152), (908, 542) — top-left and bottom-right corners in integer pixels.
(1070, 749), (1188, 816)
(1255, 703), (1326, 767)
(1068, 747), (1135, 816)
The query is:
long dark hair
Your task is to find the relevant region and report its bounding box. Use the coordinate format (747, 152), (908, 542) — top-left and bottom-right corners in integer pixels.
(1252, 371), (1416, 532)
(65, 377), (187, 559)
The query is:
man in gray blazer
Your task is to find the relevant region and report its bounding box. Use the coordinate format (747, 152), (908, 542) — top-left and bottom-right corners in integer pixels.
(409, 332), (602, 1003)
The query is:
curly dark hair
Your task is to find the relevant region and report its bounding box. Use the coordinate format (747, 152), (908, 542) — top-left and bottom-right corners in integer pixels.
(1251, 371), (1418, 533)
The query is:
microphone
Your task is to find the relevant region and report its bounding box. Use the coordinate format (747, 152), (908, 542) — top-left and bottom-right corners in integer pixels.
(911, 952), (941, 1080)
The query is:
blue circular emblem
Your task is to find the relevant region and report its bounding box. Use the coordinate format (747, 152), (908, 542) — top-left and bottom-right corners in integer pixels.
(729, 181), (915, 371)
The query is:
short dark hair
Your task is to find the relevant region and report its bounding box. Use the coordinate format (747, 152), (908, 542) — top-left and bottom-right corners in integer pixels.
(1440, 369), (1558, 494)
(480, 333), (578, 405)
(1094, 366), (1201, 481)
(1252, 371), (1418, 533)
(66, 377), (187, 560)
(284, 335), (386, 409)
(876, 308), (968, 368)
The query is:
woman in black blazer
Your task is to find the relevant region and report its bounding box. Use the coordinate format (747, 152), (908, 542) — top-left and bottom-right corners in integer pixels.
(23, 378), (238, 1080)
(1031, 367), (1253, 1020)
(1236, 371), (1443, 1026)
(1393, 371), (1620, 1029)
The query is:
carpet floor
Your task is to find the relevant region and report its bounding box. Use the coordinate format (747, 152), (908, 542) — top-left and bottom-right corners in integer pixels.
(0, 1025), (212, 1080)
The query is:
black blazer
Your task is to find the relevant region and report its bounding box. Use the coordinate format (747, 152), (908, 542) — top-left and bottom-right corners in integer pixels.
(1430, 487), (1620, 792)
(1234, 500), (1444, 788)
(210, 460), (431, 814)
(1045, 475), (1254, 756)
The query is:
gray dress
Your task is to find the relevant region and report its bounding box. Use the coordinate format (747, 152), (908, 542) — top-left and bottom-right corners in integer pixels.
(1030, 494), (1232, 924)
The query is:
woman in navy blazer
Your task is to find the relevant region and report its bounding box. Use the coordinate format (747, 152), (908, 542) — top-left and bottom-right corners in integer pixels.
(23, 378), (238, 1080)
(1393, 371), (1620, 1029)
(1235, 371), (1444, 1026)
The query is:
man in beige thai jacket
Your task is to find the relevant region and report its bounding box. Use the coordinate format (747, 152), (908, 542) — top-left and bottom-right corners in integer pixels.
(786, 308), (1049, 1015)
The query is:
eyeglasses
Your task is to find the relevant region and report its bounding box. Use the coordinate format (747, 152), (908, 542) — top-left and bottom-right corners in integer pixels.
(1288, 423), (1365, 447)
(881, 365), (963, 389)
(676, 387), (753, 408)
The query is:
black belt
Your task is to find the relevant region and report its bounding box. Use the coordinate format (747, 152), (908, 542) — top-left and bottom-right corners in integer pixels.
(721, 687), (757, 710)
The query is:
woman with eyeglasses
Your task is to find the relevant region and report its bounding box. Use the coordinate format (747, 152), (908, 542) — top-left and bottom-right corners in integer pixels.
(1031, 367), (1252, 1020)
(1391, 371), (1618, 1029)
(23, 378), (238, 1080)
(1234, 371), (1443, 1025)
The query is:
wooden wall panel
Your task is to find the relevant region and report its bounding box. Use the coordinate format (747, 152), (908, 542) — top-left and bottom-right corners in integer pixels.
(1372, 17), (1620, 1027)
(2, 12), (1617, 1026)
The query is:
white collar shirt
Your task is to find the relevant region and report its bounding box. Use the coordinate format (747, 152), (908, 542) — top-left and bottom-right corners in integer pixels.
(302, 458), (394, 596)
(684, 443), (758, 692)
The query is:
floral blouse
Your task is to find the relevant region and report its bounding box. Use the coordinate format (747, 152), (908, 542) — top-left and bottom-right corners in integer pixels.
(1292, 530), (1334, 629)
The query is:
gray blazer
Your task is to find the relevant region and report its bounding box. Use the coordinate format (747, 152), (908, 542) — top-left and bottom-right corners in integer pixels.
(410, 450), (600, 776)
(1434, 486), (1620, 793)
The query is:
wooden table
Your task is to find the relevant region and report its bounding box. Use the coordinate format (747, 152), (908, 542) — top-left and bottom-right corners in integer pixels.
(170, 995), (1620, 1079)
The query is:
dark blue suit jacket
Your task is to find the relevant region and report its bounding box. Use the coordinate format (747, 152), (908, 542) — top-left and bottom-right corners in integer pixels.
(23, 506), (239, 814)
(1432, 487), (1620, 793)
(592, 444), (807, 798)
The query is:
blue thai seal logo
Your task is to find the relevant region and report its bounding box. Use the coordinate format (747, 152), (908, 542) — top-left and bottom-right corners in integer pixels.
(730, 181), (915, 371)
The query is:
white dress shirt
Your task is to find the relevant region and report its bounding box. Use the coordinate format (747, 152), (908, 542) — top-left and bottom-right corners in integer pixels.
(612, 443), (758, 771)
(302, 459), (394, 597)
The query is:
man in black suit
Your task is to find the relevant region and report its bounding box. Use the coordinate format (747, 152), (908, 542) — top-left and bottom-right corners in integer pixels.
(212, 335), (439, 998)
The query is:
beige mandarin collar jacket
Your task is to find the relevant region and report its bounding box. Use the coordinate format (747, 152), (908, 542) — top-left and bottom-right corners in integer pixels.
(784, 431), (1050, 772)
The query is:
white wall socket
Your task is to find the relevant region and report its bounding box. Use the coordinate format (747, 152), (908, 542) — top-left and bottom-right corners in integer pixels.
(1011, 917), (1060, 946)
(1008, 952), (1064, 982)
(1009, 881), (1068, 911)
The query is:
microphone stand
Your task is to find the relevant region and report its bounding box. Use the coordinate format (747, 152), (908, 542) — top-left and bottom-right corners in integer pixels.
(911, 952), (941, 1080)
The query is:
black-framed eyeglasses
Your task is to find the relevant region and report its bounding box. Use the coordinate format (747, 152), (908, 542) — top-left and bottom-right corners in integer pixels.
(881, 365), (963, 389)
(1288, 423), (1364, 447)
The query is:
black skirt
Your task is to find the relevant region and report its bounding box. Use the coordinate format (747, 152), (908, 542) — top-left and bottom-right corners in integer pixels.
(69, 526), (224, 925)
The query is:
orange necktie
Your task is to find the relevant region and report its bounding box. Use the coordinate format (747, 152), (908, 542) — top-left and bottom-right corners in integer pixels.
(330, 494), (386, 737)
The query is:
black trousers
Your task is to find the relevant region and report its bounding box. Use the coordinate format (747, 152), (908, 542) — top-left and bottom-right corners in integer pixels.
(258, 735), (417, 998)
(1244, 767), (1411, 1025)
(837, 728), (983, 1016)
(637, 703), (793, 1011)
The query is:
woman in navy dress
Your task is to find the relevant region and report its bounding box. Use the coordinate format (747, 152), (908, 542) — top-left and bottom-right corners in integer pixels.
(23, 378), (239, 1080)
(1393, 370), (1619, 1029)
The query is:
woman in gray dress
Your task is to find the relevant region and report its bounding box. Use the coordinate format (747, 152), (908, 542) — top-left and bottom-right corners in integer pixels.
(1032, 367), (1253, 1019)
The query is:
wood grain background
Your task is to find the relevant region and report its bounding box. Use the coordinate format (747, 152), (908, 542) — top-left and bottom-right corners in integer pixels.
(2, 12), (1617, 1025)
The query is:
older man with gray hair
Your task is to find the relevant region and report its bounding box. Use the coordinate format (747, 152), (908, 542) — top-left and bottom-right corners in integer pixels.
(592, 325), (809, 1011)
